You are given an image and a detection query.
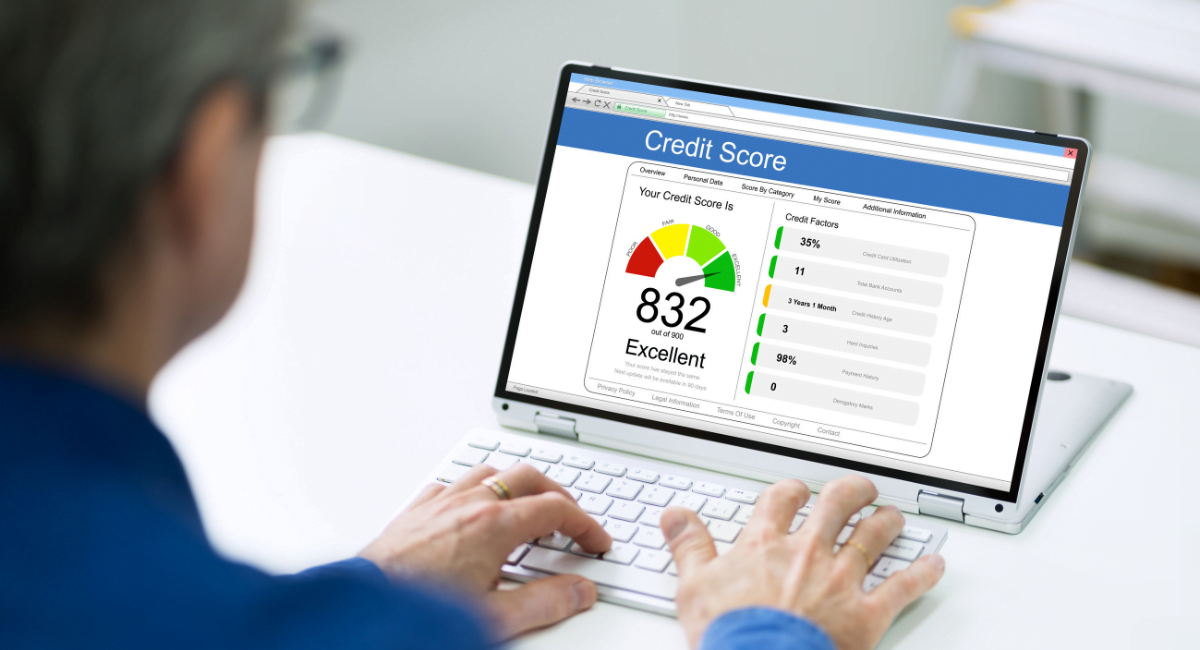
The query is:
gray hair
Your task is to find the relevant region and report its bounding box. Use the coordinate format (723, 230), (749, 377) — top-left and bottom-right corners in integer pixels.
(0, 0), (291, 331)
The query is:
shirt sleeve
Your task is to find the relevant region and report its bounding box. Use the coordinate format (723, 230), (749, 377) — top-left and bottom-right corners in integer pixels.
(700, 608), (834, 650)
(288, 557), (393, 586)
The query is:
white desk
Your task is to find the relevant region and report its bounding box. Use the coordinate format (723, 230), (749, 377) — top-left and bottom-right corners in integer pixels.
(151, 134), (1199, 649)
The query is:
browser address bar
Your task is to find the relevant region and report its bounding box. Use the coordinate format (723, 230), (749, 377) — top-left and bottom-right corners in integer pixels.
(647, 107), (1069, 183)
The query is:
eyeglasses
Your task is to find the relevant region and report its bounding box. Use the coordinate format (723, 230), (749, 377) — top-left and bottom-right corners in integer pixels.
(270, 30), (345, 133)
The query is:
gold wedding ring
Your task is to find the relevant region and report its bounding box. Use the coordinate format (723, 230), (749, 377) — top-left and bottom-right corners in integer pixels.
(482, 476), (513, 501)
(845, 540), (874, 567)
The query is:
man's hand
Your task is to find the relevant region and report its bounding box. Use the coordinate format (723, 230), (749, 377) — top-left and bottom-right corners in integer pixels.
(360, 463), (612, 640)
(663, 476), (944, 650)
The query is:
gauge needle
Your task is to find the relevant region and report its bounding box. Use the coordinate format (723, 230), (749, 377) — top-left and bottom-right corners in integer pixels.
(676, 271), (720, 286)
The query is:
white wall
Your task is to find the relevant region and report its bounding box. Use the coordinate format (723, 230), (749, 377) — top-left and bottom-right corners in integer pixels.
(307, 0), (1200, 183)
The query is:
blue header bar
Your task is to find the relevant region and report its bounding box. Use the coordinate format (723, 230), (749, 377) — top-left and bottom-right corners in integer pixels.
(556, 108), (1069, 226)
(571, 73), (1064, 157)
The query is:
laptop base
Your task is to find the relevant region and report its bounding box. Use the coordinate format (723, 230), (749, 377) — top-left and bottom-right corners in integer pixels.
(964, 370), (1132, 533)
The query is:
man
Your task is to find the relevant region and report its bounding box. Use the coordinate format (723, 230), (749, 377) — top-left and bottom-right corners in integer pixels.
(0, 1), (944, 648)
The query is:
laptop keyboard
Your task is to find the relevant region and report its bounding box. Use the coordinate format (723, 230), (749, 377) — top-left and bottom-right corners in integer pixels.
(430, 430), (948, 615)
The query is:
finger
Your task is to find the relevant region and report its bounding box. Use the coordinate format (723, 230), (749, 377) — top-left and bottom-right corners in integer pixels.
(484, 575), (597, 639)
(662, 507), (716, 574)
(500, 491), (612, 554)
(868, 554), (945, 617)
(744, 479), (810, 538)
(439, 463), (499, 496)
(406, 482), (448, 509)
(462, 463), (574, 504)
(838, 505), (904, 579)
(803, 475), (878, 547)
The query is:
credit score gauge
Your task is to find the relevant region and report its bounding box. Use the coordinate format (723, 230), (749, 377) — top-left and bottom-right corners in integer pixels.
(625, 224), (737, 292)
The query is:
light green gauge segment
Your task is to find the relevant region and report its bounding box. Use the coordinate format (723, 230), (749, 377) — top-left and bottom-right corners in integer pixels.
(686, 226), (725, 266)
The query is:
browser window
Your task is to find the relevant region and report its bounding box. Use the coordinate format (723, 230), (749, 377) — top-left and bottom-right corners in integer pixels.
(501, 72), (1081, 496)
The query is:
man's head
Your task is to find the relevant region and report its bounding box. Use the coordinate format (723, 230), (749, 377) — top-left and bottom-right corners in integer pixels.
(0, 0), (290, 383)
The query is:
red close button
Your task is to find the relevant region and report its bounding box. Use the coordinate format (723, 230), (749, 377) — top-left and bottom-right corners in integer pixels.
(1064, 148), (1077, 158)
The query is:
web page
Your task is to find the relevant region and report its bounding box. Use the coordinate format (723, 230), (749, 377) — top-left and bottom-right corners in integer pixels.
(504, 74), (1078, 493)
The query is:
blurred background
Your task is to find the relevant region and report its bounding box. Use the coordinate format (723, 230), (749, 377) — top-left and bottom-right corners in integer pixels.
(302, 0), (1200, 345)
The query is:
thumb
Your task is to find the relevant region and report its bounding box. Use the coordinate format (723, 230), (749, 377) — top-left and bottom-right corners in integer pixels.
(483, 575), (597, 639)
(661, 506), (716, 575)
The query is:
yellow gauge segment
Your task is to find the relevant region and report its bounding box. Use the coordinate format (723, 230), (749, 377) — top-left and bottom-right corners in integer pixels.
(650, 223), (690, 260)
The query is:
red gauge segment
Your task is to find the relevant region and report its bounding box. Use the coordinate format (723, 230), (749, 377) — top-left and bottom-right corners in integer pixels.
(625, 237), (664, 277)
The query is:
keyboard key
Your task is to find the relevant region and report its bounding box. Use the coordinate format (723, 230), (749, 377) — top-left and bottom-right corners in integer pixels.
(601, 542), (640, 565)
(799, 504), (814, 516)
(637, 486), (675, 507)
(863, 574), (885, 592)
(700, 500), (739, 521)
(714, 541), (734, 556)
(709, 521), (742, 543)
(639, 507), (664, 527)
(694, 482), (725, 497)
(589, 515), (607, 527)
(788, 514), (806, 533)
(548, 466), (580, 486)
(660, 475), (692, 490)
(727, 489), (758, 504)
(676, 493), (708, 513)
(608, 501), (645, 522)
(577, 474), (612, 493)
(882, 538), (924, 561)
(467, 437), (500, 451)
(578, 494), (613, 515)
(499, 442), (531, 457)
(605, 519), (638, 543)
(837, 526), (854, 544)
(485, 454), (519, 471)
(530, 447), (563, 463)
(453, 448), (489, 466)
(436, 465), (470, 483)
(520, 548), (676, 599)
(506, 544), (530, 565)
(521, 458), (551, 473)
(563, 454), (595, 470)
(733, 505), (755, 525)
(900, 525), (933, 543)
(627, 468), (660, 483)
(569, 544), (599, 558)
(633, 527), (666, 550)
(872, 557), (911, 578)
(667, 561), (679, 576)
(634, 549), (672, 573)
(596, 462), (627, 477)
(606, 479), (643, 500)
(847, 513), (862, 526)
(538, 532), (573, 550)
(567, 488), (582, 501)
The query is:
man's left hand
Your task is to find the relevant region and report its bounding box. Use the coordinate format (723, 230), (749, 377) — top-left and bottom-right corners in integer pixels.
(360, 463), (612, 639)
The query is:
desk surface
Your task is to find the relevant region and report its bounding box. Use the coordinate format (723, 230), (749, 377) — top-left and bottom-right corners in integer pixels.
(150, 133), (1198, 649)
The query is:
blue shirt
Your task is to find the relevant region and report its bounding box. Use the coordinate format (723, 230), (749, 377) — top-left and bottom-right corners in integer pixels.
(0, 360), (830, 649)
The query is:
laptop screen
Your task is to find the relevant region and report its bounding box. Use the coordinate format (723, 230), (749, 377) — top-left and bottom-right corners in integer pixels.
(496, 66), (1084, 501)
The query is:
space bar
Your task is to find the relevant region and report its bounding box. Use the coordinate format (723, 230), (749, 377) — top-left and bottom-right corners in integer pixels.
(520, 548), (678, 600)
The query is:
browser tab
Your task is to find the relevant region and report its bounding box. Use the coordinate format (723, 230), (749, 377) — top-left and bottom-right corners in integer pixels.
(667, 98), (733, 116)
(581, 85), (667, 106)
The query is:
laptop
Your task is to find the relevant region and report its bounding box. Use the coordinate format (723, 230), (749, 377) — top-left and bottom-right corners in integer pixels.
(415, 64), (1132, 615)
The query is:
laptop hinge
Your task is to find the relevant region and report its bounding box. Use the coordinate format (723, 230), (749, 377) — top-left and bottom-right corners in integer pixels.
(917, 491), (965, 522)
(534, 413), (578, 440)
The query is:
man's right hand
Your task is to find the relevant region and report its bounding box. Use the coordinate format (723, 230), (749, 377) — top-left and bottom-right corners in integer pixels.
(663, 476), (945, 650)
(359, 463), (612, 640)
